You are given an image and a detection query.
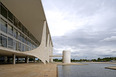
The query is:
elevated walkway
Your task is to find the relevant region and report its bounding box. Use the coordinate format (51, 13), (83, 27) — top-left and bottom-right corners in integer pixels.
(50, 55), (63, 57)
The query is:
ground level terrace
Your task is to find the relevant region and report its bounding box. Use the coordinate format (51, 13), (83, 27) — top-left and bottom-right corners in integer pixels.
(0, 63), (57, 77)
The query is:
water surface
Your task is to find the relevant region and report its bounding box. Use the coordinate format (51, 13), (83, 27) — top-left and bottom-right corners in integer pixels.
(58, 63), (116, 77)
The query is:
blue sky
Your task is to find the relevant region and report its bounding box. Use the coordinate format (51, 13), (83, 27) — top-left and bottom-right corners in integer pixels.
(42, 0), (116, 59)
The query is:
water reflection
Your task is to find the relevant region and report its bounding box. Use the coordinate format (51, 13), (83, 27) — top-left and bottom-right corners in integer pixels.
(58, 63), (116, 77)
(62, 65), (71, 77)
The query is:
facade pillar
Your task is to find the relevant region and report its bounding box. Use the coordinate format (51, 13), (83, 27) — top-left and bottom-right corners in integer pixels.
(4, 56), (7, 63)
(34, 57), (36, 63)
(13, 54), (16, 64)
(25, 56), (29, 63)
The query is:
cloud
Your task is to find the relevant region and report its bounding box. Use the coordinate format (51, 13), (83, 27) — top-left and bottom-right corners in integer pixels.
(42, 0), (116, 59)
(102, 36), (116, 42)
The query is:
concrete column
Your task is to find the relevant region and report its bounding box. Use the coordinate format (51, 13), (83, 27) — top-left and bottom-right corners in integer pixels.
(62, 50), (71, 63)
(34, 57), (36, 63)
(25, 56), (29, 63)
(4, 56), (7, 63)
(13, 54), (16, 64)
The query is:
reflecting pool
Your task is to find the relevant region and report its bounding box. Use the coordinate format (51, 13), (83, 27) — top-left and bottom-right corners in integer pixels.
(58, 63), (116, 77)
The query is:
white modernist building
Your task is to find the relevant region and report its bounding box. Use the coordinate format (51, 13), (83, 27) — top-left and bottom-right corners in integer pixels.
(0, 0), (53, 64)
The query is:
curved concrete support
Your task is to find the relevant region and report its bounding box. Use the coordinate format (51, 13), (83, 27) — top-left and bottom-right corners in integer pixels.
(63, 50), (71, 63)
(24, 21), (53, 64)
(49, 40), (53, 62)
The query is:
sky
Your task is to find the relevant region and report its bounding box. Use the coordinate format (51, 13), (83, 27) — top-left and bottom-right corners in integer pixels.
(42, 0), (116, 59)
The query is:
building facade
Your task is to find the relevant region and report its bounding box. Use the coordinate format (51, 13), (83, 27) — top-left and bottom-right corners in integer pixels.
(0, 0), (53, 64)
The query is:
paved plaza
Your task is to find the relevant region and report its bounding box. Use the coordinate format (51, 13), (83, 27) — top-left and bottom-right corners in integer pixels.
(0, 63), (57, 77)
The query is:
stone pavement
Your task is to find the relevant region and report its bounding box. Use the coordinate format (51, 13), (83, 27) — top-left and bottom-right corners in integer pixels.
(0, 63), (57, 77)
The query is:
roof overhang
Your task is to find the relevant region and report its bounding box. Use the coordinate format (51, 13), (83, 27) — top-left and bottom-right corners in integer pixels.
(0, 0), (47, 43)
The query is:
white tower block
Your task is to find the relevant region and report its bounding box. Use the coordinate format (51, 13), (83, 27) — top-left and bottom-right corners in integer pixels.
(63, 50), (71, 63)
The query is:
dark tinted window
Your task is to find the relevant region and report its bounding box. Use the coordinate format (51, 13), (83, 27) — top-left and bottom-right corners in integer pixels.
(17, 42), (21, 51)
(8, 11), (14, 23)
(22, 26), (25, 33)
(21, 44), (25, 51)
(1, 19), (7, 33)
(22, 35), (25, 42)
(8, 37), (13, 49)
(8, 24), (13, 36)
(14, 17), (18, 27)
(1, 5), (7, 18)
(13, 40), (17, 50)
(17, 32), (21, 41)
(13, 28), (17, 38)
(18, 22), (22, 30)
(24, 37), (27, 44)
(0, 34), (7, 47)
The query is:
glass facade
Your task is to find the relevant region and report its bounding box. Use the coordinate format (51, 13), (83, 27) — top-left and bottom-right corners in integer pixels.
(0, 2), (40, 51)
(17, 42), (21, 51)
(0, 19), (7, 33)
(13, 40), (17, 50)
(0, 34), (7, 47)
(13, 28), (17, 38)
(8, 24), (13, 36)
(8, 37), (13, 49)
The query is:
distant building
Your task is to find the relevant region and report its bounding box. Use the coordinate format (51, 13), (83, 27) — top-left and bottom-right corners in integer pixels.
(0, 0), (53, 64)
